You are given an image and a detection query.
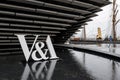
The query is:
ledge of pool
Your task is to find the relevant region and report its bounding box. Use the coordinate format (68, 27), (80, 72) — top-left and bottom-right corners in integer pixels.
(54, 44), (120, 62)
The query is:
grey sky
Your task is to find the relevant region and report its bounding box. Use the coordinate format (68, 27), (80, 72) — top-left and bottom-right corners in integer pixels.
(75, 0), (120, 40)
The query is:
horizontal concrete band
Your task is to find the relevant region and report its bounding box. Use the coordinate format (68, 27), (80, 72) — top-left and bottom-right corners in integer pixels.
(54, 44), (120, 62)
(0, 0), (110, 43)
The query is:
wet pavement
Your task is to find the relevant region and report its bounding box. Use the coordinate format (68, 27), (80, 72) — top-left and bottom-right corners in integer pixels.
(0, 45), (120, 80)
(74, 44), (120, 55)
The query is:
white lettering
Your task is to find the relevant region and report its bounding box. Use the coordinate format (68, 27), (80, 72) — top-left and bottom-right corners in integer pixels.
(21, 60), (58, 80)
(15, 34), (59, 61)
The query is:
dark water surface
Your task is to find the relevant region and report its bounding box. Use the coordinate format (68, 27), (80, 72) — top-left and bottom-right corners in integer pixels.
(0, 47), (120, 80)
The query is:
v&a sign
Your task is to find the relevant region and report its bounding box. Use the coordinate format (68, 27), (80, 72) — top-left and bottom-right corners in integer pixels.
(15, 34), (59, 61)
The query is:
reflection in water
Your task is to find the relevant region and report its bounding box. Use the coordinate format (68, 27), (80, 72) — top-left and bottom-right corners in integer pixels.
(0, 49), (95, 80)
(111, 61), (116, 80)
(108, 44), (116, 54)
(97, 43), (101, 47)
(69, 49), (120, 80)
(0, 47), (120, 80)
(111, 60), (120, 80)
(21, 60), (58, 80)
(83, 52), (86, 66)
(78, 44), (120, 55)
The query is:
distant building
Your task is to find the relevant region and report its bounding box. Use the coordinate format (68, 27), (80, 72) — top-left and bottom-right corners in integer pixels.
(96, 27), (102, 40)
(70, 37), (80, 41)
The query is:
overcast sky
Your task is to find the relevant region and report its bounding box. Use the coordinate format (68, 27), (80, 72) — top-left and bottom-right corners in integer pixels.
(75, 0), (120, 40)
